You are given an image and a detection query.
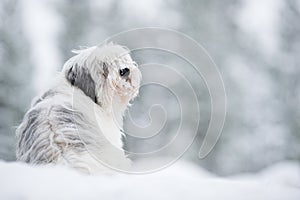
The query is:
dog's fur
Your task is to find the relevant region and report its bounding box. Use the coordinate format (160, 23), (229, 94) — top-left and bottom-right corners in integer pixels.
(16, 44), (141, 174)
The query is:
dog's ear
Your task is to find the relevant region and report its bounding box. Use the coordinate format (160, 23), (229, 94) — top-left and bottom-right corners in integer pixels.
(66, 64), (97, 103)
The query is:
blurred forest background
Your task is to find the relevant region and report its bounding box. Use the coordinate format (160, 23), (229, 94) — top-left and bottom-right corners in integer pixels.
(0, 0), (299, 175)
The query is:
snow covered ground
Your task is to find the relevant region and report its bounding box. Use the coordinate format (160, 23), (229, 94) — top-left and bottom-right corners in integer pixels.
(0, 160), (299, 200)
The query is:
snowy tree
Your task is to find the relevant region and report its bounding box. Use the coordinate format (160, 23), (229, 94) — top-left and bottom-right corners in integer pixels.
(0, 0), (32, 160)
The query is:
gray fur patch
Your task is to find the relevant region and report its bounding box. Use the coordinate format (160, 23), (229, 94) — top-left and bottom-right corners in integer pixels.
(32, 90), (57, 106)
(16, 104), (89, 164)
(18, 109), (41, 152)
(16, 108), (48, 163)
(103, 62), (109, 78)
(66, 64), (97, 103)
(52, 105), (85, 127)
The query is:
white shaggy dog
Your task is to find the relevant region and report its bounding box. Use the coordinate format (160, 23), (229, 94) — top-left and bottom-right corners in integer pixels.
(16, 43), (141, 174)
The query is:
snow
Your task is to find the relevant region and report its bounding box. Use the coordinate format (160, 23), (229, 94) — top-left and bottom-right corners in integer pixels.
(0, 160), (299, 200)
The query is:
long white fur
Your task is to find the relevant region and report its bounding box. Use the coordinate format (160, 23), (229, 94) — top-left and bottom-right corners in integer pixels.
(16, 43), (141, 174)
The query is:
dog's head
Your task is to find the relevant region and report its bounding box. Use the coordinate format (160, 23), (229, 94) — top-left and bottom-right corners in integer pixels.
(62, 43), (141, 111)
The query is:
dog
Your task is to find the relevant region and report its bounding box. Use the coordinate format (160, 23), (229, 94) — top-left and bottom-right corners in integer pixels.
(16, 43), (141, 174)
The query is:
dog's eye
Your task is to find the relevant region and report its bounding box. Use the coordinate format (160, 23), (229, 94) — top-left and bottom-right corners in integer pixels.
(119, 68), (130, 77)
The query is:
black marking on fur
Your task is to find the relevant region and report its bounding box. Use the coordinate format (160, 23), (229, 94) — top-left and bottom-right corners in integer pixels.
(66, 64), (97, 103)
(103, 62), (109, 78)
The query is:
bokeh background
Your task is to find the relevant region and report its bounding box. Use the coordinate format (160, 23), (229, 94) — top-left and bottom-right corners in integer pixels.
(0, 0), (299, 176)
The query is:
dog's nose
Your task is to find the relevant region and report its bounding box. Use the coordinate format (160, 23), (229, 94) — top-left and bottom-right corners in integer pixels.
(119, 68), (130, 78)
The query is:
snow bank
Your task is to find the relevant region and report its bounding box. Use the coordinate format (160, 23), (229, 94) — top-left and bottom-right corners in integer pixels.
(0, 160), (299, 200)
